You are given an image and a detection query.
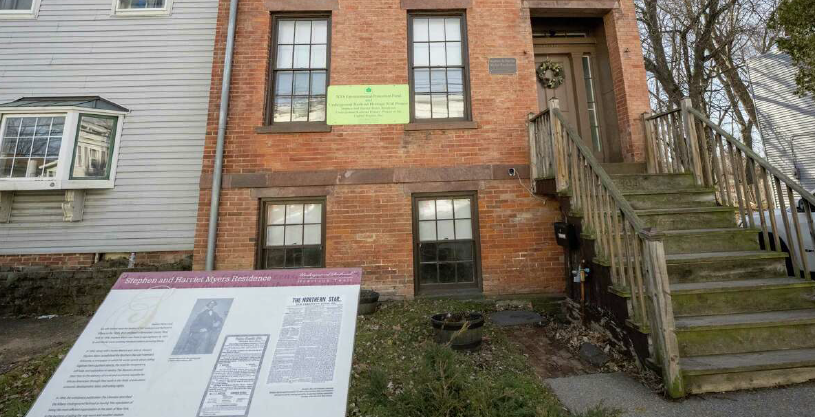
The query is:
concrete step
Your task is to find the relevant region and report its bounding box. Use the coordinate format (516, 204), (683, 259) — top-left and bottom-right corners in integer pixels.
(661, 228), (761, 255)
(680, 348), (815, 394)
(666, 251), (789, 283)
(611, 173), (696, 192)
(622, 188), (718, 210)
(671, 277), (815, 317)
(601, 162), (647, 175)
(675, 309), (815, 356)
(636, 207), (737, 230)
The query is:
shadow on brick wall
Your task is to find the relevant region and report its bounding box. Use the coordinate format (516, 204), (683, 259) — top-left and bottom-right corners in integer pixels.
(0, 256), (192, 317)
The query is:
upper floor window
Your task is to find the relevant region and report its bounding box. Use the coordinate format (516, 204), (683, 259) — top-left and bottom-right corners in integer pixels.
(0, 0), (40, 19)
(0, 97), (127, 191)
(408, 13), (471, 121)
(113, 0), (173, 16)
(267, 16), (330, 126)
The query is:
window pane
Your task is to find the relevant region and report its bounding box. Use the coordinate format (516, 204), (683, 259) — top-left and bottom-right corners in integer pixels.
(265, 248), (285, 268)
(420, 242), (437, 262)
(285, 204), (304, 224)
(449, 94), (465, 118)
(293, 45), (310, 68)
(418, 199), (435, 220)
(304, 224), (321, 244)
(454, 219), (472, 239)
(267, 226), (285, 246)
(430, 69), (447, 93)
(415, 95), (431, 119)
(3, 117), (20, 140)
(0, 158), (10, 177)
(419, 220), (436, 241)
(268, 204), (286, 225)
(428, 19), (445, 41)
(456, 262), (474, 283)
(455, 241), (473, 260)
(276, 45), (293, 69)
(46, 137), (61, 158)
(11, 158), (27, 178)
(292, 97), (309, 122)
(431, 94), (448, 118)
(447, 69), (463, 93)
(118, 0), (164, 9)
(413, 43), (429, 67)
(437, 220), (454, 240)
(35, 118), (51, 137)
(309, 97), (326, 122)
(304, 203), (322, 223)
(414, 69), (430, 93)
(303, 247), (322, 267)
(438, 243), (454, 261)
(311, 20), (328, 43)
(20, 117), (35, 138)
(444, 18), (461, 41)
(311, 71), (327, 95)
(50, 117), (65, 135)
(439, 263), (455, 283)
(436, 199), (453, 219)
(445, 42), (462, 66)
(310, 44), (327, 68)
(293, 71), (310, 95)
(294, 20), (312, 44)
(274, 97), (292, 122)
(73, 115), (115, 179)
(413, 18), (428, 42)
(285, 248), (303, 267)
(429, 43), (445, 66)
(0, 0), (33, 10)
(420, 263), (438, 283)
(15, 137), (32, 157)
(453, 199), (470, 218)
(31, 138), (47, 157)
(284, 225), (303, 245)
(43, 158), (58, 177)
(278, 20), (295, 44)
(275, 71), (293, 95)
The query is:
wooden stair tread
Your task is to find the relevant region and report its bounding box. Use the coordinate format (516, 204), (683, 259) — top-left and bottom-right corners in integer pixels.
(671, 277), (815, 293)
(635, 206), (736, 215)
(666, 251), (788, 263)
(660, 227), (758, 235)
(620, 188), (713, 196)
(680, 347), (815, 375)
(675, 309), (815, 330)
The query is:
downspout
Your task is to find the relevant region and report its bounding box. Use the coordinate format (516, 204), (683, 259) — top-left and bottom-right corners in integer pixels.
(205, 0), (239, 271)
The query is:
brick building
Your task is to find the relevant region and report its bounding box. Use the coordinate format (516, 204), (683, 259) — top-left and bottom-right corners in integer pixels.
(195, 0), (650, 298)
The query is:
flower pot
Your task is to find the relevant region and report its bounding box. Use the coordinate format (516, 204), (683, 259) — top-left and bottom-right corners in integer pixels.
(430, 312), (484, 350)
(358, 289), (380, 315)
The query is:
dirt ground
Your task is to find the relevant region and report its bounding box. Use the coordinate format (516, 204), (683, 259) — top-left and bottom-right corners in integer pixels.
(0, 316), (88, 375)
(505, 324), (599, 379)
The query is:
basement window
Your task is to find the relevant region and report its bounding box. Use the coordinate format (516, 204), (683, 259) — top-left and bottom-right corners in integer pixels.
(112, 0), (173, 16)
(0, 0), (41, 19)
(0, 97), (128, 191)
(259, 199), (326, 269)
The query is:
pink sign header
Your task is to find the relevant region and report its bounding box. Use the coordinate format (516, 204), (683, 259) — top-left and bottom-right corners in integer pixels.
(113, 268), (362, 290)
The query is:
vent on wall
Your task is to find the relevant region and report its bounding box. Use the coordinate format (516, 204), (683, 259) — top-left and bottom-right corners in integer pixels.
(533, 31), (588, 38)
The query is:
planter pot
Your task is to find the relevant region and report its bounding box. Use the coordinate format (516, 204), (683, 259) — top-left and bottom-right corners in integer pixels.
(358, 289), (380, 315)
(430, 312), (485, 350)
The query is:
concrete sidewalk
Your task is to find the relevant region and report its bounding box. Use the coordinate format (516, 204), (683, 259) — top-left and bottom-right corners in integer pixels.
(546, 372), (815, 417)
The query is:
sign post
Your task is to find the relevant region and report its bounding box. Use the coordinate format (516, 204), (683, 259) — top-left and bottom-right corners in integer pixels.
(26, 268), (362, 417)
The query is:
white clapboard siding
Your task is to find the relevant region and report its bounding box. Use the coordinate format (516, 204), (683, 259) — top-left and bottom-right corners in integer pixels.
(0, 0), (218, 255)
(749, 53), (815, 196)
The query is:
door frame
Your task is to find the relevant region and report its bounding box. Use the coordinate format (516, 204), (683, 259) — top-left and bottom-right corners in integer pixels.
(534, 37), (610, 162)
(411, 191), (483, 296)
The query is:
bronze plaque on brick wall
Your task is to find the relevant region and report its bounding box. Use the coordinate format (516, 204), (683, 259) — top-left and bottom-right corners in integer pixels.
(489, 58), (517, 75)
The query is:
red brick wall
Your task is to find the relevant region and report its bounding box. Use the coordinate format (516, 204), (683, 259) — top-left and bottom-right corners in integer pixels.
(196, 0), (650, 297)
(0, 251), (192, 268)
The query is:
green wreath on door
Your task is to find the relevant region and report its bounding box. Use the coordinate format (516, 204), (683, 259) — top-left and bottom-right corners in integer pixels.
(537, 60), (565, 89)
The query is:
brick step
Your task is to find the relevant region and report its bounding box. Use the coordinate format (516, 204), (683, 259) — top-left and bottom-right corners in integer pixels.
(675, 309), (815, 356)
(661, 228), (761, 254)
(622, 188), (718, 210)
(680, 347), (815, 394)
(611, 173), (696, 192)
(666, 251), (789, 283)
(671, 277), (815, 317)
(635, 207), (738, 230)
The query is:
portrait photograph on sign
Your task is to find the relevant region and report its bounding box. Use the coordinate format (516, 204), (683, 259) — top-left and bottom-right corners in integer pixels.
(172, 298), (234, 356)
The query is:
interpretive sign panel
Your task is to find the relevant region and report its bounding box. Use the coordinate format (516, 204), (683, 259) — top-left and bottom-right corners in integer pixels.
(326, 84), (410, 125)
(26, 268), (362, 417)
(488, 58), (517, 75)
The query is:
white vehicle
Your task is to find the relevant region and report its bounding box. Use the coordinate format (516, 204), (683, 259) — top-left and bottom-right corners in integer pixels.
(748, 189), (815, 277)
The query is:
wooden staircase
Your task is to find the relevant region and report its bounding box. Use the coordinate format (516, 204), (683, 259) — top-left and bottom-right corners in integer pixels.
(607, 163), (815, 394)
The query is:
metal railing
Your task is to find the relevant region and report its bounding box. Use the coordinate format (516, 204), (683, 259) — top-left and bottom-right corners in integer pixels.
(644, 99), (815, 279)
(528, 98), (684, 397)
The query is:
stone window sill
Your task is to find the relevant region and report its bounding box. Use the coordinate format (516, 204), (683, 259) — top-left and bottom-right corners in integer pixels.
(255, 124), (332, 134)
(404, 121), (478, 131)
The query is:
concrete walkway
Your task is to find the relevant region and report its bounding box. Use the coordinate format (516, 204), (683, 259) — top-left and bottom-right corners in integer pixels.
(546, 372), (815, 417)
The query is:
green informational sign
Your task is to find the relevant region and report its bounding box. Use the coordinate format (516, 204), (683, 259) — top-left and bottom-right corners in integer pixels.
(327, 84), (410, 125)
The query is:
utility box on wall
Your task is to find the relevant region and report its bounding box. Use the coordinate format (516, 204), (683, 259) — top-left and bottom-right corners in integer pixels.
(554, 222), (578, 248)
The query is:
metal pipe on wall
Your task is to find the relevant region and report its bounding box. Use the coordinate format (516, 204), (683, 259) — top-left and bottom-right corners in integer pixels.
(205, 0), (239, 271)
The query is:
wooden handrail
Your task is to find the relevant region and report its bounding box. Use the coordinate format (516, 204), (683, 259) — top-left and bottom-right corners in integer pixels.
(644, 108), (681, 121)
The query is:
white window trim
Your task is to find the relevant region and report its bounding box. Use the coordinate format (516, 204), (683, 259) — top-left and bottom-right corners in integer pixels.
(111, 0), (173, 17)
(0, 0), (42, 20)
(0, 106), (127, 191)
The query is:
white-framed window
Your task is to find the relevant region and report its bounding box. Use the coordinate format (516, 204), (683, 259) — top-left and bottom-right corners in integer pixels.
(0, 0), (41, 19)
(112, 0), (173, 16)
(0, 107), (126, 191)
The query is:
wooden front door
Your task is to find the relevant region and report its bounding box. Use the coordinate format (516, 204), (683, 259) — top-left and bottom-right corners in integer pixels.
(535, 47), (608, 162)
